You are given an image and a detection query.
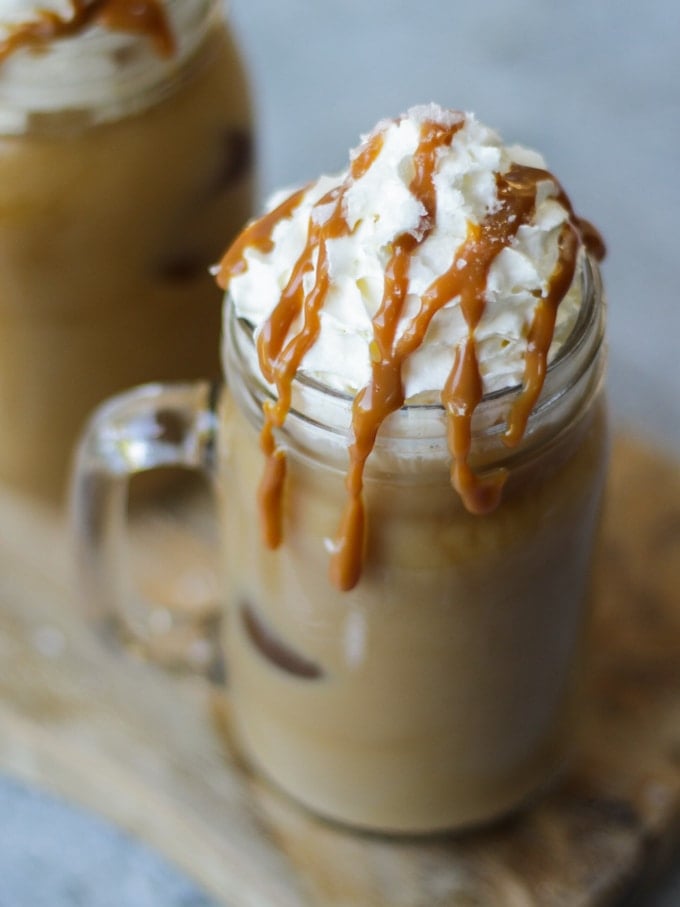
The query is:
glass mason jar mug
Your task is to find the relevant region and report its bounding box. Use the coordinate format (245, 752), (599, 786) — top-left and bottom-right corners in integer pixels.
(0, 0), (253, 502)
(71, 255), (608, 834)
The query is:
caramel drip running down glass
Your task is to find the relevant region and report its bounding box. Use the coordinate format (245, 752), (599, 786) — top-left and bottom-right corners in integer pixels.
(216, 111), (605, 592)
(71, 105), (608, 833)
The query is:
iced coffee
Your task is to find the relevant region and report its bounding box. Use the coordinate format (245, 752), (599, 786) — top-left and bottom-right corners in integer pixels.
(214, 106), (608, 832)
(0, 0), (253, 501)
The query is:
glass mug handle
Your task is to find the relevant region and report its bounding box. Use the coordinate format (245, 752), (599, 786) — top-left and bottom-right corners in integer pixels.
(70, 380), (220, 671)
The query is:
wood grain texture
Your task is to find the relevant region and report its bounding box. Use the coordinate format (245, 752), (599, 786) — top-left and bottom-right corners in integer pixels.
(0, 436), (678, 906)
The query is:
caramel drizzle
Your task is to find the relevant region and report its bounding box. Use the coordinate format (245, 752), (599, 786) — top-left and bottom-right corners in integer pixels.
(504, 220), (580, 446)
(216, 116), (605, 591)
(330, 119), (464, 590)
(0, 0), (175, 64)
(332, 161), (588, 587)
(219, 131), (386, 550)
(217, 186), (310, 285)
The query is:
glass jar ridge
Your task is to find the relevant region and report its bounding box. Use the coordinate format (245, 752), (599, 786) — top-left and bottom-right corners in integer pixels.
(223, 252), (606, 481)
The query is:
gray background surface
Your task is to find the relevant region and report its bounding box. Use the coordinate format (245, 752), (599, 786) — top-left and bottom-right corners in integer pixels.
(1, 1), (679, 905)
(0, 776), (218, 907)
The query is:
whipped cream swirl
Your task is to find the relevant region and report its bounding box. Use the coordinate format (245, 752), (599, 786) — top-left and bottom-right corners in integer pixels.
(217, 104), (604, 590)
(226, 105), (588, 401)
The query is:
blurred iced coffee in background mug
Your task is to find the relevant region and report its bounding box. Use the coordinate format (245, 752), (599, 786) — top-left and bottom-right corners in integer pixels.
(0, 0), (253, 502)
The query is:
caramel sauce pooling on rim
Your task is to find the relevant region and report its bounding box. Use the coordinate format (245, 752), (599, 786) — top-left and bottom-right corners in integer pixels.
(0, 0), (175, 64)
(217, 115), (606, 592)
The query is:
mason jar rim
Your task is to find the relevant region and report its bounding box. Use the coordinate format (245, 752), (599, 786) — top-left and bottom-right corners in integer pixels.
(226, 251), (605, 446)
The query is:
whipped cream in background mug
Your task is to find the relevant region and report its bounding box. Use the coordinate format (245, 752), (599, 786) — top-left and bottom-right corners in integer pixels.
(0, 0), (212, 129)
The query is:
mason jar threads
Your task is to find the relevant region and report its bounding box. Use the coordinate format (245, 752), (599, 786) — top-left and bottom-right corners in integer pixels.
(0, 0), (254, 501)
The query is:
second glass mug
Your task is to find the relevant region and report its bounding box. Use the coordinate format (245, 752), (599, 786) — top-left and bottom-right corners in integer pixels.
(71, 259), (607, 835)
(0, 0), (253, 502)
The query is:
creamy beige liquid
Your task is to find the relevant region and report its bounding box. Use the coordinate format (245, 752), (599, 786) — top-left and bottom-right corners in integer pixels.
(217, 390), (608, 832)
(0, 13), (253, 501)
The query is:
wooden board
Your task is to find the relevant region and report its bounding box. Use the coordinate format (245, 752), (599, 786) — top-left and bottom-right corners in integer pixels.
(0, 436), (678, 906)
